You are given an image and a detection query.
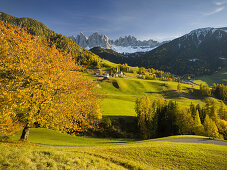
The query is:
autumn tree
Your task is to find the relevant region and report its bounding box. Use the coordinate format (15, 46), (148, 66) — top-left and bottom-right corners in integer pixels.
(0, 21), (101, 140)
(204, 98), (219, 122)
(219, 101), (227, 120)
(190, 102), (196, 119)
(177, 83), (182, 92)
(135, 95), (157, 139)
(200, 83), (211, 96)
(216, 120), (227, 139)
(138, 67), (146, 74)
(203, 115), (219, 138)
(193, 110), (204, 135)
(176, 109), (194, 135)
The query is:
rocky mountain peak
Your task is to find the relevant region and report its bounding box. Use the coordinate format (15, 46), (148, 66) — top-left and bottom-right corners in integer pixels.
(179, 27), (227, 48)
(75, 32), (88, 48)
(70, 32), (161, 53)
(88, 32), (112, 49)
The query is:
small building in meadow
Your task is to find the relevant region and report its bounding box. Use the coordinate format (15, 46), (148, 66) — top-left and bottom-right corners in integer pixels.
(114, 71), (125, 77)
(103, 73), (110, 78)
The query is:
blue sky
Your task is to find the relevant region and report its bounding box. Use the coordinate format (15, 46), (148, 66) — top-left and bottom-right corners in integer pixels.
(1, 0), (227, 41)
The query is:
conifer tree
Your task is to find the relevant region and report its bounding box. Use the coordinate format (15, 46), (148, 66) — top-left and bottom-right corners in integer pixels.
(135, 95), (156, 139)
(219, 101), (227, 120)
(176, 109), (194, 134)
(203, 115), (219, 138)
(193, 110), (204, 135)
(177, 83), (182, 92)
(216, 120), (227, 139)
(190, 102), (196, 119)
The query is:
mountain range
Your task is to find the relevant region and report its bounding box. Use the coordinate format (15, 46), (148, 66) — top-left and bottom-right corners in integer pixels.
(90, 27), (227, 76)
(1, 12), (226, 77)
(69, 33), (160, 53)
(130, 27), (227, 76)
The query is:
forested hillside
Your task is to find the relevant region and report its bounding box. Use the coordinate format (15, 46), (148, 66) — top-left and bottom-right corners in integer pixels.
(127, 28), (227, 76)
(90, 47), (128, 64)
(0, 12), (100, 66)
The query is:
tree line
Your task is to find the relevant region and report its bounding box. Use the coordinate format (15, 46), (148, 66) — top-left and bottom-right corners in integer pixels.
(135, 96), (227, 139)
(200, 83), (227, 101)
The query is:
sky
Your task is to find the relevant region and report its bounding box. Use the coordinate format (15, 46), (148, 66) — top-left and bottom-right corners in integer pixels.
(1, 0), (227, 41)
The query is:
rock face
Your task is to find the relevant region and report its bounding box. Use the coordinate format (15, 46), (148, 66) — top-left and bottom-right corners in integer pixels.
(76, 32), (88, 48)
(70, 32), (161, 53)
(114, 35), (159, 47)
(87, 32), (112, 49)
(70, 32), (112, 49)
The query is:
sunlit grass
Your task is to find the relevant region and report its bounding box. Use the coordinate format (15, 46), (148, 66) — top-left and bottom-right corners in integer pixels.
(96, 77), (208, 116)
(1, 138), (226, 169)
(10, 128), (136, 146)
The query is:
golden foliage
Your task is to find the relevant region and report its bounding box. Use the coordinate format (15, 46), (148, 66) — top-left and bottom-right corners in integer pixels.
(0, 21), (101, 136)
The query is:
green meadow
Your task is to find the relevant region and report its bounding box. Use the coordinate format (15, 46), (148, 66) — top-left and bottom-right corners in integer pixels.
(96, 77), (207, 117)
(1, 132), (226, 169)
(9, 128), (136, 146)
(1, 75), (226, 170)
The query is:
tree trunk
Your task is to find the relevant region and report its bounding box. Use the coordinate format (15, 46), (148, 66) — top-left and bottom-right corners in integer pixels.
(20, 124), (30, 141)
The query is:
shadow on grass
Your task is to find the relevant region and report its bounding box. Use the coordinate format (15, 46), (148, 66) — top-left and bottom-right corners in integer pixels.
(145, 88), (203, 100)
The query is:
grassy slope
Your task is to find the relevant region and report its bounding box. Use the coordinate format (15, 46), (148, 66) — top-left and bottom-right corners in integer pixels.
(95, 77), (206, 117)
(10, 128), (135, 146)
(1, 140), (226, 169)
(195, 60), (227, 86)
(3, 125), (226, 169)
(10, 128), (211, 146)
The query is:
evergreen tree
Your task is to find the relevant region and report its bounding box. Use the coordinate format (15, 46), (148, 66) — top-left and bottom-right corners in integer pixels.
(219, 101), (227, 120)
(99, 69), (103, 76)
(190, 102), (196, 119)
(177, 83), (182, 92)
(176, 109), (194, 134)
(203, 115), (219, 138)
(193, 110), (204, 135)
(135, 95), (156, 139)
(216, 120), (227, 139)
(200, 83), (211, 96)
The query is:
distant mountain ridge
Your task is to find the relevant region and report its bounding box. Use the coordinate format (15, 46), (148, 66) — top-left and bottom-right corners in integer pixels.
(90, 27), (227, 77)
(127, 27), (227, 76)
(70, 32), (160, 53)
(70, 32), (112, 49)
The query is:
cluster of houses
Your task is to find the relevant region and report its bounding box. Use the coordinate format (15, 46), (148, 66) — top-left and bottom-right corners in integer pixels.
(95, 71), (125, 79)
